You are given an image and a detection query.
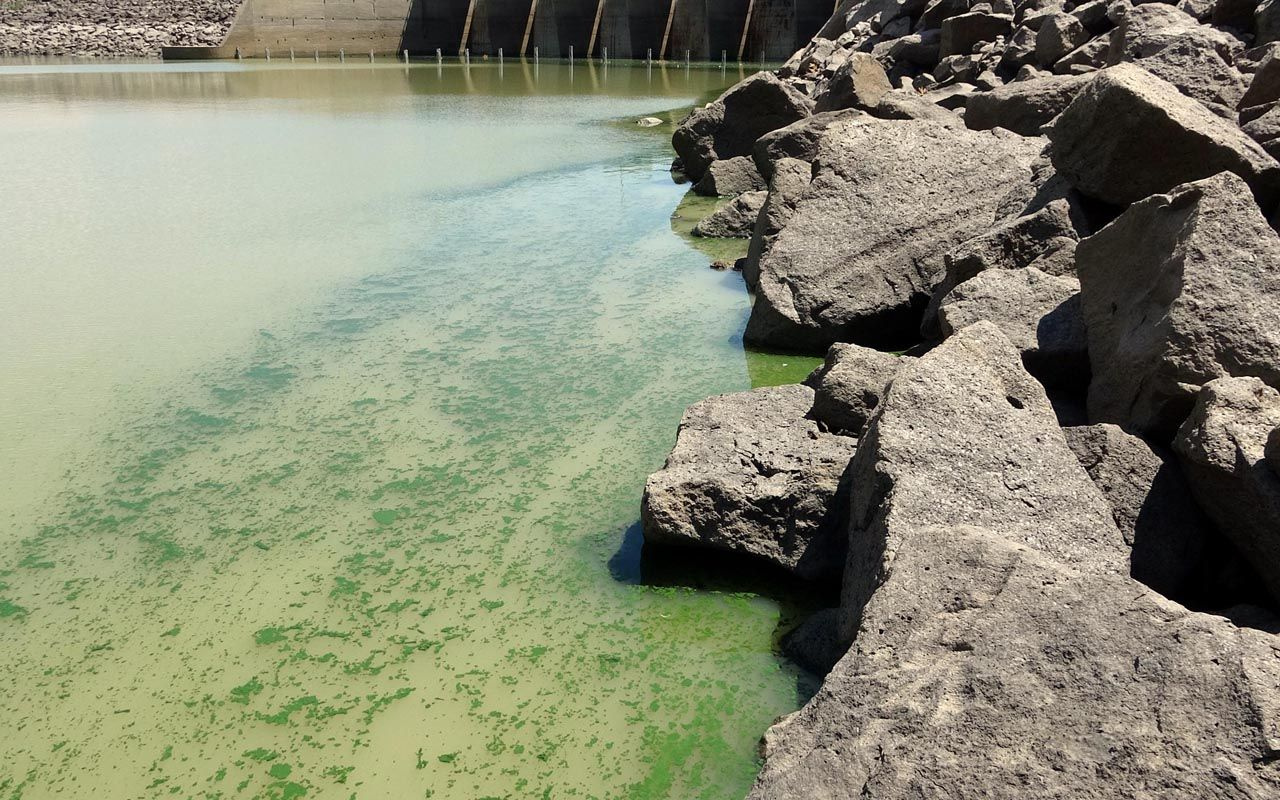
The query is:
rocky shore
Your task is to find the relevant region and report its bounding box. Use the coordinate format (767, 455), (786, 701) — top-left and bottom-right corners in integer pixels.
(653, 0), (1280, 795)
(0, 0), (240, 57)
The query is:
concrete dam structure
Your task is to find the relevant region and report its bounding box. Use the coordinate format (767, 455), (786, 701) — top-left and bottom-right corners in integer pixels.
(162, 0), (830, 62)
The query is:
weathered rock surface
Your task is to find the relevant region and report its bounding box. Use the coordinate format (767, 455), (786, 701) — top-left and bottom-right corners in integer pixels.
(1076, 171), (1280, 437)
(1064, 423), (1225, 601)
(1243, 99), (1280, 156)
(923, 197), (1080, 335)
(744, 157), (815, 289)
(964, 72), (1092, 135)
(1176, 377), (1280, 604)
(781, 607), (846, 675)
(692, 190), (766, 238)
(1036, 11), (1089, 65)
(0, 0), (240, 56)
(744, 117), (1040, 351)
(1106, 4), (1246, 117)
(1241, 44), (1280, 109)
(691, 156), (766, 197)
(673, 72), (814, 183)
(839, 322), (1124, 639)
(939, 11), (1013, 59)
(813, 53), (893, 112)
(1047, 64), (1280, 206)
(805, 343), (904, 435)
(752, 110), (860, 180)
(748, 524), (1280, 799)
(640, 385), (857, 581)
(937, 267), (1086, 384)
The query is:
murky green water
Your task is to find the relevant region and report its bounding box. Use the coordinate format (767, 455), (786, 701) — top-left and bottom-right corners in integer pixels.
(0, 61), (814, 799)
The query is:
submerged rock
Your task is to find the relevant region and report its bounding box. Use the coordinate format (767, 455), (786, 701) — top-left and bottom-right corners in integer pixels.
(692, 190), (766, 238)
(1076, 171), (1280, 437)
(748, 524), (1280, 799)
(691, 156), (766, 197)
(744, 116), (1040, 351)
(640, 385), (856, 581)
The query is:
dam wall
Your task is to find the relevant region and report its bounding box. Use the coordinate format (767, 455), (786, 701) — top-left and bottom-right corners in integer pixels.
(162, 0), (829, 61)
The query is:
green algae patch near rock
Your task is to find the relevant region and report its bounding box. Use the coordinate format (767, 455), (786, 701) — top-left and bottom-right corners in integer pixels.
(745, 350), (824, 388)
(670, 191), (752, 263)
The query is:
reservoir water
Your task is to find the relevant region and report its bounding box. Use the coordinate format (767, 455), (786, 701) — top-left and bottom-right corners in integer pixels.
(0, 60), (819, 799)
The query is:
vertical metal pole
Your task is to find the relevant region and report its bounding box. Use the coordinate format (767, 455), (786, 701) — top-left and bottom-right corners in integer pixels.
(535, 46), (540, 64)
(290, 48), (295, 61)
(340, 49), (345, 62)
(265, 48), (270, 60)
(721, 49), (726, 69)
(685, 49), (690, 67)
(587, 0), (607, 58)
(520, 0), (540, 57)
(499, 47), (504, 63)
(403, 49), (409, 63)
(436, 47), (442, 65)
(659, 0), (678, 60)
(314, 50), (319, 61)
(647, 47), (652, 65)
(235, 47), (242, 59)
(465, 48), (470, 65)
(738, 0), (756, 62)
(603, 46), (608, 64)
(370, 50), (375, 62)
(459, 0), (479, 57)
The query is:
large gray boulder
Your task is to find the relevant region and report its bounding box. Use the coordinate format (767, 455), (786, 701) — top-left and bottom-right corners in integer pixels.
(691, 156), (766, 197)
(839, 322), (1125, 639)
(1036, 11), (1089, 65)
(805, 343), (905, 435)
(744, 117), (1041, 351)
(937, 267), (1087, 384)
(939, 11), (1014, 59)
(744, 157), (814, 290)
(672, 72), (814, 183)
(1076, 171), (1280, 437)
(813, 53), (893, 112)
(1176, 377), (1280, 604)
(1241, 44), (1280, 109)
(1105, 4), (1246, 117)
(1261, 0), (1280, 46)
(752, 109), (860, 180)
(1046, 64), (1280, 206)
(748, 524), (1280, 800)
(1064, 423), (1226, 601)
(692, 190), (766, 238)
(964, 72), (1093, 135)
(923, 197), (1080, 335)
(1243, 104), (1280, 160)
(640, 385), (857, 581)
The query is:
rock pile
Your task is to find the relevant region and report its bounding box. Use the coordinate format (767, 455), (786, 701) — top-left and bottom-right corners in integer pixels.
(655, 0), (1280, 794)
(0, 0), (240, 57)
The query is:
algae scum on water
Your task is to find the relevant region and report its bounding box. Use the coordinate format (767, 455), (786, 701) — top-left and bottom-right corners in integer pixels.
(0, 63), (810, 799)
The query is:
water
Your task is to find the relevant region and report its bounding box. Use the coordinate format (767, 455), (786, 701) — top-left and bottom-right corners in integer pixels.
(0, 61), (820, 799)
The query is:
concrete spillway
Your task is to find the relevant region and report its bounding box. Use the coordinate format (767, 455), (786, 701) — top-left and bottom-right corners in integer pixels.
(161, 0), (830, 62)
